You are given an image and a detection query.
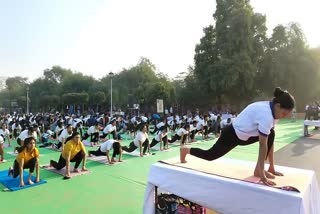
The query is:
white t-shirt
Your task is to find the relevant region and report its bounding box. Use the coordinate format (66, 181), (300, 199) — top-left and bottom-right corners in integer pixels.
(55, 126), (64, 134)
(18, 130), (37, 141)
(87, 126), (99, 135)
(12, 123), (21, 131)
(103, 124), (116, 134)
(233, 101), (275, 141)
(177, 128), (188, 136)
(220, 119), (233, 129)
(0, 136), (4, 144)
(196, 120), (206, 130)
(134, 131), (148, 147)
(190, 124), (197, 132)
(100, 139), (116, 152)
(141, 116), (148, 123)
(155, 131), (167, 141)
(58, 129), (72, 142)
(0, 129), (10, 138)
(156, 122), (164, 129)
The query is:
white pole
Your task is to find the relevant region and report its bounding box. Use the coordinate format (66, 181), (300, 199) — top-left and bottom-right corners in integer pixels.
(110, 77), (113, 117)
(27, 87), (29, 115)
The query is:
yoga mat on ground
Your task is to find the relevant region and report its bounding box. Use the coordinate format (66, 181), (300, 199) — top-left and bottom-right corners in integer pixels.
(87, 155), (126, 165)
(7, 151), (44, 157)
(0, 170), (47, 191)
(123, 150), (151, 157)
(160, 156), (308, 192)
(41, 165), (90, 177)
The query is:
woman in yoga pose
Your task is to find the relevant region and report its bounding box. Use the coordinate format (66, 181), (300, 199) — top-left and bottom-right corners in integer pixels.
(8, 137), (40, 187)
(50, 132), (88, 179)
(180, 87), (295, 186)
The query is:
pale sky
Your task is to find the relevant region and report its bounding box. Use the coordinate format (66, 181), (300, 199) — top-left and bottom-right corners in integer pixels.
(0, 0), (319, 81)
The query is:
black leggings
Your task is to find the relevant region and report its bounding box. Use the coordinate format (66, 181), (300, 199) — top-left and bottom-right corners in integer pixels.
(190, 125), (275, 161)
(82, 132), (99, 142)
(122, 139), (149, 154)
(168, 134), (187, 144)
(13, 158), (37, 178)
(50, 150), (85, 170)
(101, 131), (117, 140)
(89, 144), (120, 158)
(150, 136), (168, 148)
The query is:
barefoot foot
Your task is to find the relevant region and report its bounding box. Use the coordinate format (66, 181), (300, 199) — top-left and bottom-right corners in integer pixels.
(180, 147), (189, 163)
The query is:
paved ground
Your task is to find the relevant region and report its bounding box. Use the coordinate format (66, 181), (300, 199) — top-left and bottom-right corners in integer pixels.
(275, 131), (320, 186)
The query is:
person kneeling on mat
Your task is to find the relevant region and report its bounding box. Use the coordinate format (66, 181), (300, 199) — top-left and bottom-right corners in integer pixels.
(150, 126), (169, 151)
(122, 124), (150, 157)
(180, 87), (295, 186)
(88, 139), (122, 164)
(50, 132), (88, 179)
(8, 137), (40, 187)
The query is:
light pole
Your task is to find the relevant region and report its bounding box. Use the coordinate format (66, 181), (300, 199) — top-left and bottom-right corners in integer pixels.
(26, 86), (29, 115)
(109, 72), (114, 117)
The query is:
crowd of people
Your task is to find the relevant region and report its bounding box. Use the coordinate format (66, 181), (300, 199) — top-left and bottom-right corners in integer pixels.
(0, 108), (235, 184)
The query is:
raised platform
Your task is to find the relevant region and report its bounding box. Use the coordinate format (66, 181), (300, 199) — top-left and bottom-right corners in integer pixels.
(144, 156), (320, 214)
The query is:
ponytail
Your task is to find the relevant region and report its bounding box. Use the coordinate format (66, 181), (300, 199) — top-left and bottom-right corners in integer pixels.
(272, 87), (295, 109)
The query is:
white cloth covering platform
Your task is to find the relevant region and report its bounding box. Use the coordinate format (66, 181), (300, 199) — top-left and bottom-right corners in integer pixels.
(304, 120), (320, 136)
(143, 157), (320, 214)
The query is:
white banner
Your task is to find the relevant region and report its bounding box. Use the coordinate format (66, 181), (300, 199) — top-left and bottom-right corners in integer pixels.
(156, 99), (163, 113)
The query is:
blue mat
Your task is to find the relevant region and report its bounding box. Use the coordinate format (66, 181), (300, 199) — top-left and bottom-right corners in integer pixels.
(0, 170), (47, 191)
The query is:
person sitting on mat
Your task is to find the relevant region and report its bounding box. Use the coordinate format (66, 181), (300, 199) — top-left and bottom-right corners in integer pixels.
(169, 124), (190, 146)
(150, 126), (169, 151)
(8, 137), (40, 187)
(88, 139), (122, 164)
(180, 87), (295, 186)
(122, 124), (150, 157)
(50, 132), (88, 179)
(52, 124), (73, 151)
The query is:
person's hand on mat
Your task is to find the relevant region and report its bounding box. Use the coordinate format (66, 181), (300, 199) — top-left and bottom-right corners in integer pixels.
(20, 181), (25, 187)
(28, 180), (34, 185)
(35, 178), (40, 183)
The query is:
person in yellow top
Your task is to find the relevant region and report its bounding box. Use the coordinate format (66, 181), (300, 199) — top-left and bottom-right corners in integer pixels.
(50, 132), (88, 179)
(8, 137), (40, 187)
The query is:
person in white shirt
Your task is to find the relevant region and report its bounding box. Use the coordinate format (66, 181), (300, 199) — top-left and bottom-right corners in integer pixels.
(122, 124), (150, 157)
(169, 125), (190, 145)
(53, 124), (73, 150)
(88, 139), (122, 164)
(12, 121), (21, 139)
(150, 126), (169, 151)
(181, 87), (295, 186)
(82, 123), (100, 145)
(101, 119), (118, 140)
(15, 126), (37, 153)
(220, 118), (233, 129)
(0, 135), (4, 162)
(0, 123), (11, 147)
(150, 119), (166, 134)
(54, 121), (64, 139)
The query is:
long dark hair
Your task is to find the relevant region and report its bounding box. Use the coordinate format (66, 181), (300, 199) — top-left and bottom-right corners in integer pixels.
(19, 136), (36, 153)
(272, 87), (295, 109)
